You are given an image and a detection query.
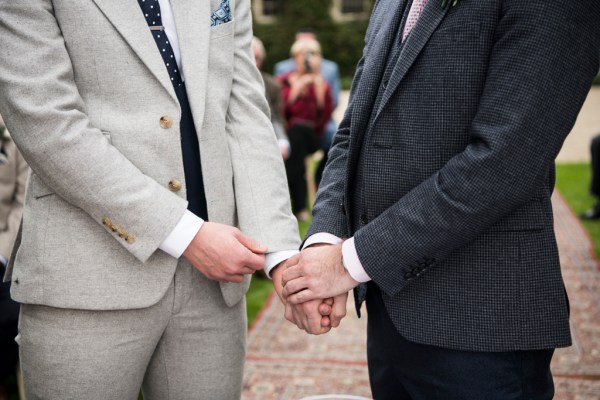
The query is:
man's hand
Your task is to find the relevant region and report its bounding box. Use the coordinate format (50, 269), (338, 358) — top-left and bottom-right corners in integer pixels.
(282, 244), (359, 304)
(183, 222), (266, 283)
(272, 256), (333, 335)
(283, 291), (347, 332)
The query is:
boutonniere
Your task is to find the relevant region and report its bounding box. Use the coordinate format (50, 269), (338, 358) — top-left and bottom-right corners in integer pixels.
(441, 0), (459, 8)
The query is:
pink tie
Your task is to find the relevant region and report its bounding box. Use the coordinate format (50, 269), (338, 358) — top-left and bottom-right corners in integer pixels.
(402, 0), (429, 42)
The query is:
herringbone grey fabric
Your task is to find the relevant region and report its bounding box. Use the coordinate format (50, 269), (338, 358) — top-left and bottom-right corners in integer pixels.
(308, 0), (600, 351)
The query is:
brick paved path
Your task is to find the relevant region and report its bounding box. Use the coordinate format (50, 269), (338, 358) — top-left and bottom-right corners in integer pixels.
(242, 191), (600, 399)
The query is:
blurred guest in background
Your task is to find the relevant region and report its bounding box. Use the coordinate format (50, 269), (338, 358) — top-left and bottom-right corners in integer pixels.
(279, 39), (333, 221)
(580, 134), (600, 219)
(252, 36), (291, 160)
(0, 116), (27, 400)
(275, 28), (341, 188)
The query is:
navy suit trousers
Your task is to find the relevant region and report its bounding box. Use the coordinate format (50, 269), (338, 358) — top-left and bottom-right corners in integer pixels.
(366, 283), (555, 400)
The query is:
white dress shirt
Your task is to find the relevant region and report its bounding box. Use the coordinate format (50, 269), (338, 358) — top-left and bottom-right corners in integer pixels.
(156, 0), (297, 271)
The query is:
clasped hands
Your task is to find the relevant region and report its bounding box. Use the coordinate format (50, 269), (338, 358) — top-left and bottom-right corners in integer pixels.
(273, 244), (360, 335)
(182, 223), (359, 334)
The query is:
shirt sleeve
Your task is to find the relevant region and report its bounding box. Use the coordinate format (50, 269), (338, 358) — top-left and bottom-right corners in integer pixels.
(159, 210), (204, 258)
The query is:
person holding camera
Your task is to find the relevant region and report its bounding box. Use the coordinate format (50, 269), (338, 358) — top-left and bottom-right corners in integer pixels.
(278, 39), (333, 221)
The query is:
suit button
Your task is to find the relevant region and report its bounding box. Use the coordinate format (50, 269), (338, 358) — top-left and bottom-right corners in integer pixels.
(168, 179), (182, 192)
(126, 235), (135, 244)
(360, 214), (368, 225)
(102, 217), (111, 226)
(160, 116), (173, 129)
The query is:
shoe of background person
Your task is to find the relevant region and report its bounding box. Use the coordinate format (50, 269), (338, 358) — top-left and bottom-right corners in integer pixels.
(580, 203), (600, 220)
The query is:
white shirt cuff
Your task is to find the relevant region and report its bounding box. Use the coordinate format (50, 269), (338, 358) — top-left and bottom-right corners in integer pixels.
(302, 232), (343, 249)
(341, 237), (371, 283)
(264, 250), (300, 278)
(159, 210), (204, 258)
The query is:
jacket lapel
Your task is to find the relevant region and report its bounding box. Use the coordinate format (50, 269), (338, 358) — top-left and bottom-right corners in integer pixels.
(91, 0), (177, 102)
(348, 0), (409, 149)
(171, 0), (211, 135)
(375, 0), (450, 118)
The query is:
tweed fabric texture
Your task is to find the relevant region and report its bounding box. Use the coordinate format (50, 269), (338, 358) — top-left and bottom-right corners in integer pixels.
(0, 0), (300, 309)
(18, 260), (246, 399)
(308, 0), (600, 351)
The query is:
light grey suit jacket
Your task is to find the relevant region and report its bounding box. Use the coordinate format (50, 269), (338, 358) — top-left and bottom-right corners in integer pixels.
(0, 0), (299, 309)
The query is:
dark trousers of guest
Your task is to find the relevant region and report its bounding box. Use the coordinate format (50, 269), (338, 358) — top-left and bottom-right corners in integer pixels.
(314, 124), (335, 188)
(365, 283), (555, 400)
(315, 149), (328, 190)
(590, 135), (600, 197)
(0, 267), (19, 383)
(285, 124), (318, 214)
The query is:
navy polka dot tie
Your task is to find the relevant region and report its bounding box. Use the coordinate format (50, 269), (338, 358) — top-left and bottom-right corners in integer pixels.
(138, 0), (183, 88)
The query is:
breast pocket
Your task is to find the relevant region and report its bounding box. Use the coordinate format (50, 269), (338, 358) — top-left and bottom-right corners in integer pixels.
(430, 21), (482, 43)
(210, 20), (234, 40)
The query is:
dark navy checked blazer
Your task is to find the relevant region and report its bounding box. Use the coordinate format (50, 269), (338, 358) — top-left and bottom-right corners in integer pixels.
(307, 0), (600, 352)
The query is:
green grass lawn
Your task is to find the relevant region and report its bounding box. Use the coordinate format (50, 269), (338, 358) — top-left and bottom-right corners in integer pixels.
(554, 162), (600, 257)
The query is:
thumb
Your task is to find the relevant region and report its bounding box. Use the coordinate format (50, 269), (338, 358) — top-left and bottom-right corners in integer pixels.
(236, 232), (268, 254)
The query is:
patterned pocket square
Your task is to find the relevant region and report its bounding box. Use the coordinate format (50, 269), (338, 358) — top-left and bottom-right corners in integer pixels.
(211, 0), (232, 27)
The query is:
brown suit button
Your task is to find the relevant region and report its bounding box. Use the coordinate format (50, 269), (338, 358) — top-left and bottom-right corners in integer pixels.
(168, 179), (182, 192)
(126, 235), (135, 244)
(160, 116), (173, 129)
(102, 217), (111, 226)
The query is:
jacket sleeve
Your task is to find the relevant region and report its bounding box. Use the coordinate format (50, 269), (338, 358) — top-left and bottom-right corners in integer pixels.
(0, 1), (189, 262)
(224, 0), (300, 252)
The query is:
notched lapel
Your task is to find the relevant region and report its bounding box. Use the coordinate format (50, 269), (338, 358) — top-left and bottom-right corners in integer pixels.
(348, 0), (408, 146)
(91, 0), (177, 102)
(376, 1), (450, 117)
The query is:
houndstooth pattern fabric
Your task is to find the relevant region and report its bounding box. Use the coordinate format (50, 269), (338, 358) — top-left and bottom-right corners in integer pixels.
(402, 0), (428, 41)
(308, 0), (600, 352)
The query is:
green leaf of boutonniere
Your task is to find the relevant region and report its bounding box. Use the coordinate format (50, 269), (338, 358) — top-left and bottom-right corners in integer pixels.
(441, 0), (459, 8)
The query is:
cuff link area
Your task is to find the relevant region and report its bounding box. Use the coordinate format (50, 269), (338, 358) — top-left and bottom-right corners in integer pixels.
(102, 216), (136, 244)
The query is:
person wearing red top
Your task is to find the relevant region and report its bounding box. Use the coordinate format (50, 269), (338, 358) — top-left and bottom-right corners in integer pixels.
(279, 39), (333, 221)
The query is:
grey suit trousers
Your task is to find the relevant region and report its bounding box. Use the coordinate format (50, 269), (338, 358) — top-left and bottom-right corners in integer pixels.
(17, 259), (247, 400)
